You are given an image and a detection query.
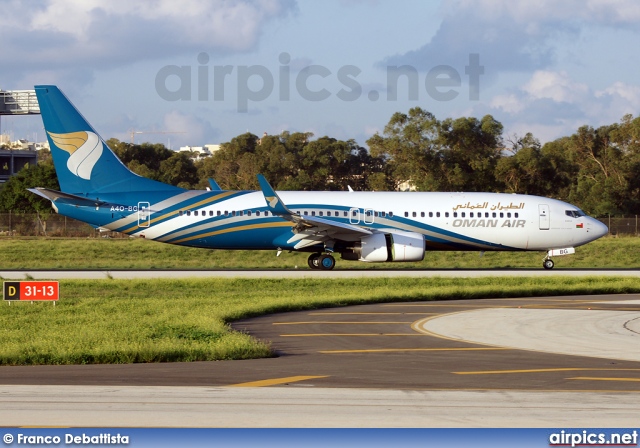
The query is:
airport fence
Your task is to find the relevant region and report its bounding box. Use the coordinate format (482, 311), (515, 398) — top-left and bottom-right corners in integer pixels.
(0, 212), (117, 237)
(598, 216), (639, 236)
(0, 213), (636, 237)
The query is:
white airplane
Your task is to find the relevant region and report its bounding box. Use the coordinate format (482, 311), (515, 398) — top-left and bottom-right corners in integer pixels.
(30, 85), (608, 270)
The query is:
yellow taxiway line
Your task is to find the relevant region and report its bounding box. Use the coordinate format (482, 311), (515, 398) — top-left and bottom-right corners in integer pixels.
(228, 375), (329, 387)
(320, 347), (508, 354)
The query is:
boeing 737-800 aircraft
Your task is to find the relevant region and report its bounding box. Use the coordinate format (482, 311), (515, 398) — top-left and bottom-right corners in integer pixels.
(30, 85), (608, 270)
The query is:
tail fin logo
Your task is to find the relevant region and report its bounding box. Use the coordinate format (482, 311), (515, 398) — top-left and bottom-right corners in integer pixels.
(47, 131), (103, 180)
(265, 196), (279, 209)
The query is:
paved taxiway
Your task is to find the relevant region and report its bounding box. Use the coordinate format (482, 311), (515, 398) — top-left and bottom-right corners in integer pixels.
(1, 268), (640, 279)
(0, 292), (639, 426)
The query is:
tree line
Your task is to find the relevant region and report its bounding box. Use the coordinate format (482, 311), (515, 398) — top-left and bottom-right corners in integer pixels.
(1, 107), (639, 217)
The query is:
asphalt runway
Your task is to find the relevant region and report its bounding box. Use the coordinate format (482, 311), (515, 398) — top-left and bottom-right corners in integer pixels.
(0, 292), (639, 426)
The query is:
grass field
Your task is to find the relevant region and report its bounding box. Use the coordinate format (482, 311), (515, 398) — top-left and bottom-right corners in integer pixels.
(1, 276), (639, 365)
(0, 235), (638, 269)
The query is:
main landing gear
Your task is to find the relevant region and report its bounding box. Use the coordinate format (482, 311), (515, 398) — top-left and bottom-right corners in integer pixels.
(308, 253), (336, 270)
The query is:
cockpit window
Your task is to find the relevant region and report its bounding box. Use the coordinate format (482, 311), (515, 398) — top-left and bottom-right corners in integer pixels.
(565, 210), (586, 218)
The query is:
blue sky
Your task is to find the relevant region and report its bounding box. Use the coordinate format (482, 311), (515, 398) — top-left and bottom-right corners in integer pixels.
(2, 0), (640, 149)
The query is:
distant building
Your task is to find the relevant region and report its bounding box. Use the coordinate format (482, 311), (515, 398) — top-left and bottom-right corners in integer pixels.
(204, 144), (220, 153)
(178, 145), (215, 161)
(397, 180), (417, 192)
(11, 139), (35, 151)
(0, 148), (37, 183)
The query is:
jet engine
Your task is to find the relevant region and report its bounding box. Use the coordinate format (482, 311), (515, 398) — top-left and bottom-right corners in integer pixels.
(340, 231), (425, 262)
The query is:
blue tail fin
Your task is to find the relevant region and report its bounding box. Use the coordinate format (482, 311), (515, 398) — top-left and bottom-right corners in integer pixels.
(35, 85), (183, 195)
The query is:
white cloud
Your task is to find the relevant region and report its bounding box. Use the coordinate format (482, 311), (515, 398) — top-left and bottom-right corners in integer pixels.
(489, 93), (525, 114)
(448, 0), (640, 26)
(0, 0), (297, 86)
(523, 71), (588, 103)
(488, 71), (640, 142)
(385, 0), (640, 74)
(595, 82), (640, 106)
(25, 0), (294, 51)
(162, 110), (219, 147)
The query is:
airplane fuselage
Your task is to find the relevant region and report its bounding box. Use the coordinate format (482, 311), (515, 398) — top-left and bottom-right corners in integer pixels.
(53, 189), (607, 253)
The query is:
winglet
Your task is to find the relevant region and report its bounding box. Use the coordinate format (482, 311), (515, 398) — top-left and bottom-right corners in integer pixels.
(208, 178), (222, 190)
(256, 174), (293, 216)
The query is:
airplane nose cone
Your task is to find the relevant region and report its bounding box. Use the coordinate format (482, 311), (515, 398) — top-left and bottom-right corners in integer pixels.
(590, 218), (608, 239)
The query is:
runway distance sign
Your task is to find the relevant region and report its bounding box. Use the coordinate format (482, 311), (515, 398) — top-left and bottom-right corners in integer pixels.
(3, 281), (59, 301)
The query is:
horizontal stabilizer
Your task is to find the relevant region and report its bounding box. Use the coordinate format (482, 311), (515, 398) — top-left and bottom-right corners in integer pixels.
(28, 188), (106, 207)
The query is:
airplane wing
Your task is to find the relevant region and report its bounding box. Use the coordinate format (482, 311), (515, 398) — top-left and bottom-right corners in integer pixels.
(256, 174), (372, 250)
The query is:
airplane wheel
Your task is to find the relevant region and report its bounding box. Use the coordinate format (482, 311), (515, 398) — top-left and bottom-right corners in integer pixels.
(308, 253), (321, 269)
(543, 259), (554, 270)
(318, 254), (336, 270)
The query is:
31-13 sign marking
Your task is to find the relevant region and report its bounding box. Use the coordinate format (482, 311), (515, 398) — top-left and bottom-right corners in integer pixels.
(3, 281), (59, 301)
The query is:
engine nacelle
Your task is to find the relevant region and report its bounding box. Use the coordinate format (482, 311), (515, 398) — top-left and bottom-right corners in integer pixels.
(341, 231), (425, 262)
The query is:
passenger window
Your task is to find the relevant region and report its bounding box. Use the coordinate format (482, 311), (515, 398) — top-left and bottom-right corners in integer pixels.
(420, 212), (425, 218)
(256, 211), (261, 216)
(224, 211), (228, 216)
(343, 211), (348, 217)
(499, 212), (504, 218)
(209, 211), (213, 216)
(485, 212), (489, 218)
(352, 210), (357, 217)
(186, 211), (191, 216)
(194, 211), (198, 216)
(461, 212), (465, 218)
(303, 211), (308, 216)
(492, 212), (496, 218)
(319, 211), (323, 216)
(389, 212), (393, 217)
(470, 212), (474, 218)
(265, 211), (270, 216)
(238, 211), (243, 216)
(179, 210), (183, 216)
(404, 212), (409, 217)
(453, 212), (458, 218)
(247, 211), (252, 216)
(436, 212), (440, 218)
(515, 213), (519, 218)
(507, 212), (511, 218)
(429, 212), (433, 218)
(217, 211), (221, 216)
(312, 211), (316, 216)
(381, 211), (386, 217)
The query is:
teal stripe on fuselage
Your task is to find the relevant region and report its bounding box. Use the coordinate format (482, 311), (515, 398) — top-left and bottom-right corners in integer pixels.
(112, 190), (250, 234)
(149, 201), (516, 251)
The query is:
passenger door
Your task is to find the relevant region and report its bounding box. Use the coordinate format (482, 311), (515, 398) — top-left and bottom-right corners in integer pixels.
(538, 204), (550, 230)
